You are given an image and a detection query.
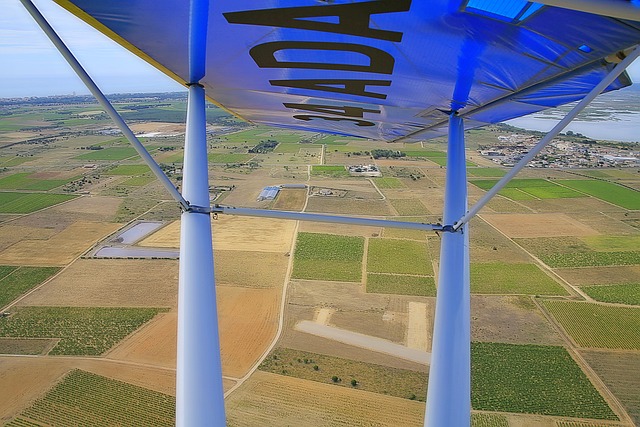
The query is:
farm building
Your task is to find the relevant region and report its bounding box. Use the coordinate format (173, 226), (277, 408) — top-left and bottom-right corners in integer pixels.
(257, 186), (280, 201)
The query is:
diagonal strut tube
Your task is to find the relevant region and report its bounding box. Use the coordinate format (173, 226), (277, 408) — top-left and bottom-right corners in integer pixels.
(18, 0), (190, 212)
(454, 46), (640, 230)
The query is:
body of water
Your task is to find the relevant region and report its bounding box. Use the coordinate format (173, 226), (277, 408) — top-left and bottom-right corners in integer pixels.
(507, 111), (639, 143)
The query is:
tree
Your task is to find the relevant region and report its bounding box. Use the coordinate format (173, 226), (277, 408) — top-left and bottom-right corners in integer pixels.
(350, 379), (358, 387)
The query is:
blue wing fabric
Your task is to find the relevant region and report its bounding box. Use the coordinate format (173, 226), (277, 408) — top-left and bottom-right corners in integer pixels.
(56, 0), (640, 141)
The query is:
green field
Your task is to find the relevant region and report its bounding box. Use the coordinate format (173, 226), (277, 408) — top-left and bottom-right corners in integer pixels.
(467, 168), (507, 178)
(471, 342), (616, 419)
(311, 165), (350, 177)
(390, 199), (429, 216)
(558, 179), (640, 209)
(273, 143), (301, 153)
(471, 178), (585, 199)
(0, 173), (74, 191)
(540, 251), (640, 268)
(6, 370), (175, 427)
(581, 283), (640, 305)
(259, 347), (428, 401)
(105, 165), (150, 175)
(207, 153), (253, 163)
(0, 306), (166, 355)
(582, 235), (640, 252)
(292, 233), (364, 282)
(543, 301), (640, 349)
(367, 238), (431, 275)
(366, 273), (435, 296)
(373, 177), (403, 189)
(470, 262), (568, 295)
(76, 147), (139, 161)
(121, 175), (155, 186)
(0, 192), (76, 213)
(0, 266), (60, 308)
(471, 413), (509, 427)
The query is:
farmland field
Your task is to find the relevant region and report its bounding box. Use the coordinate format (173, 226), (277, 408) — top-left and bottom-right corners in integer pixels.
(0, 266), (59, 308)
(543, 301), (640, 349)
(539, 251), (640, 268)
(366, 273), (436, 297)
(471, 342), (616, 419)
(470, 263), (568, 295)
(208, 153), (253, 163)
(0, 306), (166, 355)
(226, 370), (425, 427)
(292, 233), (364, 282)
(6, 370), (175, 427)
(105, 165), (150, 175)
(374, 177), (403, 188)
(0, 192), (76, 214)
(75, 147), (138, 161)
(0, 173), (75, 191)
(581, 283), (640, 305)
(259, 347), (428, 401)
(470, 413), (508, 427)
(558, 179), (640, 209)
(311, 165), (350, 177)
(271, 188), (307, 211)
(467, 168), (506, 177)
(367, 239), (431, 275)
(390, 198), (429, 215)
(582, 350), (640, 426)
(471, 178), (586, 199)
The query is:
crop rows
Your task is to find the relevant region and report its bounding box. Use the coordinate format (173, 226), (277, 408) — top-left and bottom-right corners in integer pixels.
(0, 192), (76, 214)
(367, 238), (431, 275)
(470, 178), (585, 200)
(0, 172), (73, 191)
(390, 198), (429, 215)
(470, 262), (567, 295)
(543, 301), (640, 349)
(0, 266), (60, 308)
(8, 370), (174, 426)
(292, 233), (364, 282)
(366, 273), (436, 296)
(471, 342), (617, 419)
(0, 306), (166, 355)
(471, 413), (508, 427)
(581, 283), (640, 305)
(558, 179), (640, 210)
(540, 251), (640, 268)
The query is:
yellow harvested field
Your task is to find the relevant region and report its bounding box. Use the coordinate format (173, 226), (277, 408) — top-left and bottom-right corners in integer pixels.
(218, 286), (280, 378)
(480, 213), (598, 238)
(0, 225), (57, 251)
(49, 195), (122, 220)
(19, 259), (178, 307)
(107, 311), (177, 368)
(107, 286), (280, 379)
(226, 371), (425, 426)
(139, 216), (296, 253)
(214, 250), (289, 288)
(272, 188), (307, 211)
(407, 302), (430, 351)
(0, 221), (121, 266)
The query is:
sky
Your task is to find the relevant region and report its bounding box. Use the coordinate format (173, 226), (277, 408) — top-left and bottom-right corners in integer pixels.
(1, 0), (640, 99)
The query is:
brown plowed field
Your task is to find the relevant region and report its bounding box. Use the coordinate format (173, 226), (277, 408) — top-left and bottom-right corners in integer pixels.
(226, 371), (425, 426)
(272, 188), (307, 211)
(107, 286), (280, 379)
(480, 213), (599, 238)
(19, 259), (178, 307)
(138, 216), (295, 252)
(0, 225), (57, 252)
(0, 221), (121, 266)
(49, 195), (122, 222)
(554, 265), (640, 286)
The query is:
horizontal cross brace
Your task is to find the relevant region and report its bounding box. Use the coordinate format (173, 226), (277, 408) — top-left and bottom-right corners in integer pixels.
(209, 205), (451, 231)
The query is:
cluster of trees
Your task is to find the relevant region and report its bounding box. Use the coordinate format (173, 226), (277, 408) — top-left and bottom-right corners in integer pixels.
(249, 139), (278, 153)
(371, 149), (406, 159)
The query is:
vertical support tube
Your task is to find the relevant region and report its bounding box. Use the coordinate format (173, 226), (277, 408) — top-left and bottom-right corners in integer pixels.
(425, 114), (470, 427)
(177, 0), (225, 424)
(176, 84), (225, 426)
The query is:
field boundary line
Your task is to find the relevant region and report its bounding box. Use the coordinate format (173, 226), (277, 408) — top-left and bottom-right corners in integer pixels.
(476, 214), (587, 300)
(223, 202), (301, 398)
(533, 298), (633, 426)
